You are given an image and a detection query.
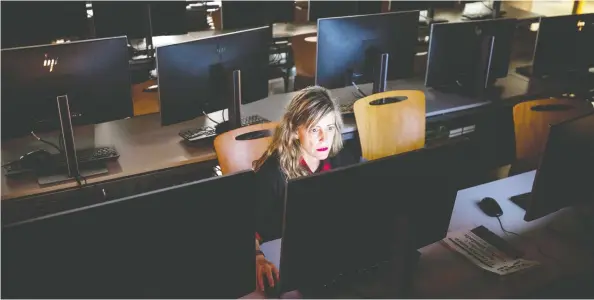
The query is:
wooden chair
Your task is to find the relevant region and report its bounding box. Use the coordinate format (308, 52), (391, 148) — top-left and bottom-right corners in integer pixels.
(354, 90), (426, 161)
(211, 8), (221, 30)
(291, 32), (317, 90)
(512, 98), (593, 174)
(294, 2), (309, 23)
(213, 122), (279, 175)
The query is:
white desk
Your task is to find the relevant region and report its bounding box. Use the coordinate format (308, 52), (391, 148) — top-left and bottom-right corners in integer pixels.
(250, 171), (593, 298)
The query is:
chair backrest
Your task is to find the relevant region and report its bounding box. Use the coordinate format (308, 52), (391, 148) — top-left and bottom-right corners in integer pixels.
(513, 98), (593, 173)
(291, 32), (317, 78)
(354, 90), (426, 161)
(211, 9), (222, 30)
(214, 122), (279, 175)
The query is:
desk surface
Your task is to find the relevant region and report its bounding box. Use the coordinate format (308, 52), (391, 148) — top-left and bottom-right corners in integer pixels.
(253, 171), (593, 298)
(0, 73), (553, 200)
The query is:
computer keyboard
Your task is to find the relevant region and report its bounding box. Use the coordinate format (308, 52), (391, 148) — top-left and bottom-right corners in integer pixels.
(241, 114), (270, 126)
(179, 114), (271, 142)
(3, 146), (120, 177)
(339, 103), (355, 114)
(179, 126), (217, 142)
(442, 226), (536, 276)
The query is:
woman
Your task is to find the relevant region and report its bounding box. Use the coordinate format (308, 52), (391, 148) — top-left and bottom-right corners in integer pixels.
(252, 86), (358, 291)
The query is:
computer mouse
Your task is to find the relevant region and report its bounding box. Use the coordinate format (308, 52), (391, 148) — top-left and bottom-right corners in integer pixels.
(478, 197), (503, 217)
(19, 149), (52, 169)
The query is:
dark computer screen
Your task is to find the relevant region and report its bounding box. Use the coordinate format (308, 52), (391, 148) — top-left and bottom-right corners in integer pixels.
(308, 0), (360, 22)
(92, 1), (151, 39)
(280, 138), (475, 293)
(523, 112), (594, 221)
(1, 1), (90, 48)
(357, 1), (384, 15)
(221, 1), (294, 30)
(2, 170), (257, 299)
(1, 37), (133, 140)
(150, 1), (189, 36)
(157, 26), (270, 126)
(389, 0), (455, 11)
(531, 13), (594, 77)
(425, 18), (516, 90)
(315, 11), (419, 90)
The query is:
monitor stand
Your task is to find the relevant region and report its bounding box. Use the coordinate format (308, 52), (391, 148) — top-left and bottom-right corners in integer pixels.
(215, 69), (242, 134)
(434, 35), (497, 98)
(372, 53), (390, 94)
(145, 2), (155, 58)
(36, 95), (108, 186)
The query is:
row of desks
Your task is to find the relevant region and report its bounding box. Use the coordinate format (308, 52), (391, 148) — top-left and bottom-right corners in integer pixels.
(1, 70), (579, 201)
(130, 4), (541, 50)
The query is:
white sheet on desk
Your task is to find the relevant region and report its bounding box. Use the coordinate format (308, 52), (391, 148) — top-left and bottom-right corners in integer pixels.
(442, 230), (540, 276)
(260, 239), (282, 270)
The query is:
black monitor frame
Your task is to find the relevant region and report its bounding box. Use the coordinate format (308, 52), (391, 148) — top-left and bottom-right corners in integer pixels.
(156, 26), (271, 129)
(308, 0), (360, 22)
(91, 1), (151, 40)
(1, 170), (258, 298)
(520, 112), (594, 221)
(516, 13), (594, 80)
(315, 11), (419, 90)
(389, 1), (454, 25)
(1, 1), (90, 48)
(1, 36), (134, 140)
(221, 1), (295, 30)
(279, 138), (476, 295)
(425, 18), (517, 97)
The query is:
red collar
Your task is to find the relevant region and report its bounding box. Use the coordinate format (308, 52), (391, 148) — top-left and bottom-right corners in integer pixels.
(300, 158), (332, 174)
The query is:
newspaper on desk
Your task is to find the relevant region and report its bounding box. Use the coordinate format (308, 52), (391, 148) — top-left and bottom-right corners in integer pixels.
(441, 230), (540, 276)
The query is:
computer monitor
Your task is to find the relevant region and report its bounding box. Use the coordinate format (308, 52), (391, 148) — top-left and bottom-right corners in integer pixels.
(1, 170), (258, 299)
(279, 138), (475, 294)
(157, 26), (270, 130)
(92, 2), (151, 39)
(308, 0), (360, 22)
(516, 14), (594, 79)
(390, 1), (454, 25)
(315, 11), (419, 91)
(1, 1), (90, 48)
(425, 18), (516, 97)
(149, 1), (189, 36)
(221, 1), (295, 30)
(357, 1), (384, 15)
(1, 37), (134, 140)
(511, 112), (594, 222)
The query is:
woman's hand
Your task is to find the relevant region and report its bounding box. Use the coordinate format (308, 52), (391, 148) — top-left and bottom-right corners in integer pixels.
(256, 254), (279, 291)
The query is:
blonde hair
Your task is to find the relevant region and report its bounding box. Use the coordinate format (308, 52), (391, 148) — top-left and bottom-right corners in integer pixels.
(253, 86), (344, 179)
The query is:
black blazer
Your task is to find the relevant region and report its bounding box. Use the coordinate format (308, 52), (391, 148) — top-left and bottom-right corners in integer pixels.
(254, 149), (359, 242)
